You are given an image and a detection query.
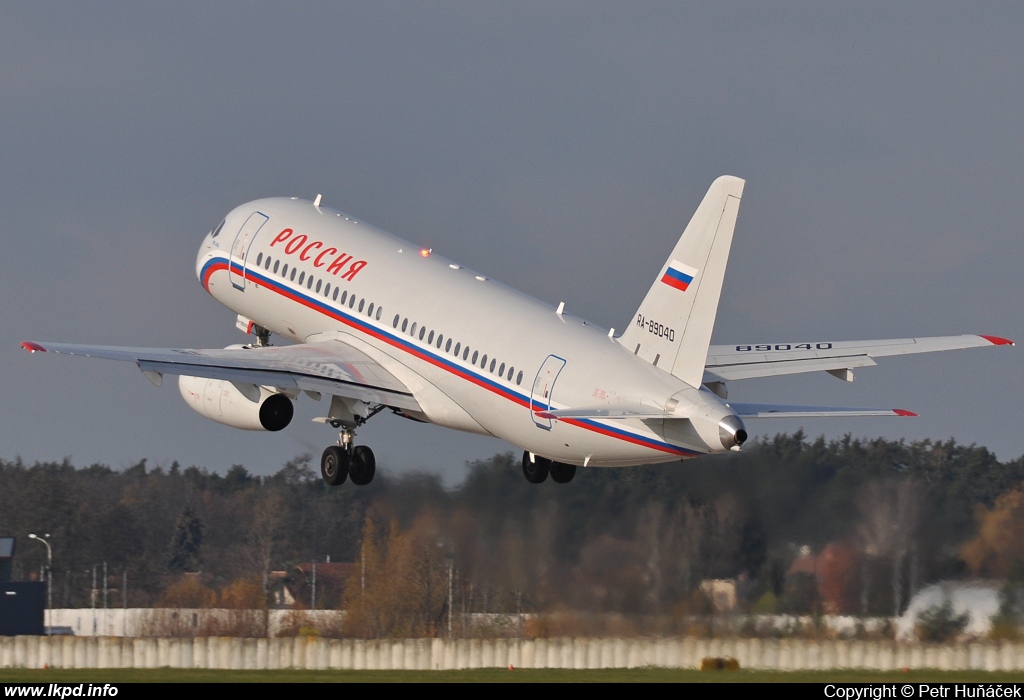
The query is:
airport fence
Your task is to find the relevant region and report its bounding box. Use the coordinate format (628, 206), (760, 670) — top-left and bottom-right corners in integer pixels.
(3, 636), (1024, 671)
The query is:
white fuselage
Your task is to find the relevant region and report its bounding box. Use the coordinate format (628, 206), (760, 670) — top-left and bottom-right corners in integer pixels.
(196, 197), (737, 467)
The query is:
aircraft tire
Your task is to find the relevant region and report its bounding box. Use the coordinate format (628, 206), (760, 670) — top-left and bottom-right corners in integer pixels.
(350, 445), (376, 486)
(522, 451), (550, 484)
(549, 461), (577, 483)
(321, 445), (349, 486)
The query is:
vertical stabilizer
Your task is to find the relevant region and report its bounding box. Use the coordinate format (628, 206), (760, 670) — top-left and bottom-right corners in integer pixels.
(618, 176), (744, 388)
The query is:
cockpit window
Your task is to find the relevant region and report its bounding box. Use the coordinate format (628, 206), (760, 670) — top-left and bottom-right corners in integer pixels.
(211, 220), (225, 238)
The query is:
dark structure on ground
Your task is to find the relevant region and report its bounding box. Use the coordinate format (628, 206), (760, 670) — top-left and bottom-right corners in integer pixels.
(0, 537), (45, 636)
(0, 582), (45, 636)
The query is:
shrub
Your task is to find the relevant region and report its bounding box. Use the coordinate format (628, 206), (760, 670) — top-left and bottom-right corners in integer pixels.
(916, 601), (970, 642)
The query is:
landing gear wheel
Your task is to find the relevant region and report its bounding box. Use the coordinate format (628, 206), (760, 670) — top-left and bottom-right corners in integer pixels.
(349, 445), (376, 486)
(549, 461), (577, 483)
(522, 451), (550, 484)
(321, 445), (349, 486)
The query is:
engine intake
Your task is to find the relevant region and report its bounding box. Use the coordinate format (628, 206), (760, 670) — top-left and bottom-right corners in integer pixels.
(178, 375), (293, 431)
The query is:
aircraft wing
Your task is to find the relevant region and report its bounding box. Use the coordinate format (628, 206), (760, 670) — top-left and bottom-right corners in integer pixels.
(705, 334), (1013, 382)
(20, 339), (420, 412)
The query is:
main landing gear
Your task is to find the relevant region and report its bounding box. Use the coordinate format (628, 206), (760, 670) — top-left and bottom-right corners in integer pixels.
(321, 440), (376, 486)
(320, 404), (385, 487)
(521, 451), (577, 484)
(321, 427), (377, 486)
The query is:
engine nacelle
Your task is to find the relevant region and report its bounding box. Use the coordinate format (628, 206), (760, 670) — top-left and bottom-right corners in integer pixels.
(178, 375), (294, 431)
(665, 386), (748, 453)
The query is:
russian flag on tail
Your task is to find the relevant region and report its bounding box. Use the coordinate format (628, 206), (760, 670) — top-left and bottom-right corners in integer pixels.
(661, 260), (698, 292)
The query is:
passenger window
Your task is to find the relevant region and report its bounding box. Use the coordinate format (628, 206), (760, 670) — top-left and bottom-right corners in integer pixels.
(256, 252), (263, 266)
(290, 268), (296, 281)
(357, 298), (364, 312)
(402, 318), (408, 332)
(308, 277), (314, 289)
(273, 260), (280, 273)
(472, 350), (479, 364)
(349, 295), (355, 309)
(315, 279), (322, 293)
(454, 342), (460, 356)
(428, 330), (434, 344)
(393, 315), (400, 329)
(299, 271), (305, 285)
(445, 338), (452, 352)
(516, 371), (523, 385)
(333, 288), (339, 301)
(419, 327), (426, 341)
(496, 361), (502, 375)
(324, 283), (331, 297)
(463, 347), (470, 361)
(368, 302), (375, 317)
(376, 307), (382, 321)
(436, 334), (443, 349)
(410, 322), (418, 336)
(341, 291), (348, 304)
(265, 256), (272, 270)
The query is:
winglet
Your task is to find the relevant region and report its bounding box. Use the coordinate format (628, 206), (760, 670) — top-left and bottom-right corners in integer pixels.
(980, 335), (1015, 346)
(893, 409), (918, 417)
(21, 341), (46, 353)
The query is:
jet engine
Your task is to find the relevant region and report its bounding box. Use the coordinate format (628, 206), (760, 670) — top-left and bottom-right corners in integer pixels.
(178, 375), (294, 431)
(665, 386), (748, 453)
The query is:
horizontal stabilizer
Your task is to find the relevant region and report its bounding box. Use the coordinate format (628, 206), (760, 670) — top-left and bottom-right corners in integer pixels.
(729, 402), (917, 419)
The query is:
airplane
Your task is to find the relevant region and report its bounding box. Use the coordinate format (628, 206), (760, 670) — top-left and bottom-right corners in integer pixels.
(21, 177), (1014, 485)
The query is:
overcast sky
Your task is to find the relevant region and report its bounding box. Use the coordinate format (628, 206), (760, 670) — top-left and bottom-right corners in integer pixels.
(3, 3), (1020, 485)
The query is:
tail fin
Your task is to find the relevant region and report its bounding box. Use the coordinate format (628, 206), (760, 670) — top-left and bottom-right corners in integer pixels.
(618, 176), (744, 388)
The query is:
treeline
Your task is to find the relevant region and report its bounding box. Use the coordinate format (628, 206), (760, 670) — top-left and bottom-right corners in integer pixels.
(2, 432), (1023, 636)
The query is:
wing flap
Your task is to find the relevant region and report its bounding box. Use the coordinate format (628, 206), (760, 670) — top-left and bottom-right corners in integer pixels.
(707, 356), (878, 381)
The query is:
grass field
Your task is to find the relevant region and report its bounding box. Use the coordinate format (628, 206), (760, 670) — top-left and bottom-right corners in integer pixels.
(2, 668), (1024, 683)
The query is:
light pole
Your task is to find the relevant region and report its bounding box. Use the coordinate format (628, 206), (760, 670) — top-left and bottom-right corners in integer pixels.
(435, 537), (454, 638)
(28, 533), (52, 636)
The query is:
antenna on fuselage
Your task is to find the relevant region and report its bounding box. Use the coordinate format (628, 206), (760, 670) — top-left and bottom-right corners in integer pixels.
(313, 193), (323, 207)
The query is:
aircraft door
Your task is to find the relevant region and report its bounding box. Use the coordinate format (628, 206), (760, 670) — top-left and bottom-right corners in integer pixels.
(530, 354), (566, 429)
(228, 211), (270, 290)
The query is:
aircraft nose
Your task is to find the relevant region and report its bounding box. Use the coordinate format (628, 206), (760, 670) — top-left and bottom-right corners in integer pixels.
(195, 236), (209, 280)
(197, 217), (227, 280)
